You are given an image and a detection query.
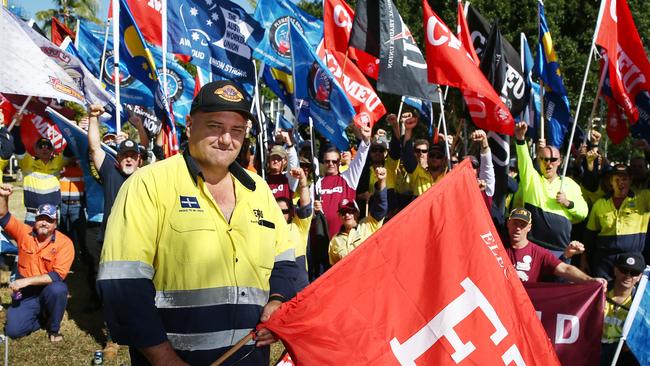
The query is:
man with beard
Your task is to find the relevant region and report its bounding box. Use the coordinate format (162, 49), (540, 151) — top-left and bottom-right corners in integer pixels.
(0, 185), (74, 342)
(85, 105), (143, 355)
(514, 122), (588, 257)
(584, 164), (650, 280)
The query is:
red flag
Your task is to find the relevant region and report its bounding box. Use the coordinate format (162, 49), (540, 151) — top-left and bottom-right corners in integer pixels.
(0, 94), (16, 126)
(525, 282), (605, 366)
(109, 0), (162, 46)
(605, 94), (629, 144)
(317, 47), (386, 128)
(19, 112), (67, 155)
(50, 17), (75, 46)
(457, 2), (479, 65)
(323, 0), (379, 79)
(422, 1), (514, 135)
(596, 0), (650, 124)
(263, 160), (559, 365)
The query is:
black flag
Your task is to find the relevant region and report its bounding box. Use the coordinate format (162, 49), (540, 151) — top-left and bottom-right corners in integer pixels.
(349, 0), (436, 100)
(467, 4), (527, 117)
(479, 21), (511, 215)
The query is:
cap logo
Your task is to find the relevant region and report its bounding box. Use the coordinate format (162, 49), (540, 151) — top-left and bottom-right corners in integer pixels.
(627, 258), (636, 265)
(214, 85), (244, 103)
(125, 140), (134, 147)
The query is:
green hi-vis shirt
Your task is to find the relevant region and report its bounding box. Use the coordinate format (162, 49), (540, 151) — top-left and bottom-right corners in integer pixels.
(515, 141), (588, 250)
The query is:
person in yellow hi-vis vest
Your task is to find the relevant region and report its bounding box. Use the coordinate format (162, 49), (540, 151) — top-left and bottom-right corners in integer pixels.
(97, 80), (300, 365)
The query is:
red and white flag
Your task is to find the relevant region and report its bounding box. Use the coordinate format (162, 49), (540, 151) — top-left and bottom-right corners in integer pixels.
(323, 0), (378, 79)
(317, 47), (386, 128)
(263, 160), (559, 365)
(595, 0), (650, 124)
(422, 1), (514, 135)
(19, 112), (67, 155)
(605, 94), (629, 144)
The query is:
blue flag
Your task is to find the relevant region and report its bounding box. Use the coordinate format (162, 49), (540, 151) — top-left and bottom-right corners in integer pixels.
(521, 33), (541, 136)
(277, 112), (293, 130)
(166, 0), (263, 95)
(290, 26), (354, 151)
(76, 21), (153, 106)
(626, 268), (650, 365)
(253, 0), (323, 73)
(76, 21), (194, 128)
(533, 1), (572, 148)
(403, 97), (432, 124)
(118, 0), (175, 131)
(46, 107), (116, 223)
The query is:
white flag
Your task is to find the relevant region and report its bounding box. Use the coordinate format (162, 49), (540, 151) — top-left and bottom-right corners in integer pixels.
(0, 7), (85, 105)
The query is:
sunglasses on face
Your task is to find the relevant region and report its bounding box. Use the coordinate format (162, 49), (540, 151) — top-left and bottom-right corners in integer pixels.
(415, 148), (428, 154)
(619, 268), (641, 276)
(428, 153), (445, 159)
(338, 209), (356, 216)
(370, 148), (386, 153)
(37, 143), (52, 149)
(300, 163), (312, 169)
(540, 157), (559, 163)
(281, 209), (291, 214)
(324, 159), (340, 165)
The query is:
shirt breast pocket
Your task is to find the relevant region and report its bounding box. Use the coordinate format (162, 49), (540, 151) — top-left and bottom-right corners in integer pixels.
(598, 211), (616, 229)
(169, 218), (218, 264)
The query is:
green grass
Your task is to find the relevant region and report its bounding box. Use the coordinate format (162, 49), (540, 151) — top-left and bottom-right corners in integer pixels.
(0, 182), (285, 365)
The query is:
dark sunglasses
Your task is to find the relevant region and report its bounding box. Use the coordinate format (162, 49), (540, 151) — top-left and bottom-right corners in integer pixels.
(299, 163), (312, 169)
(338, 209), (356, 216)
(281, 209), (291, 214)
(619, 268), (641, 276)
(324, 159), (340, 165)
(415, 148), (428, 154)
(37, 143), (53, 149)
(540, 157), (559, 163)
(428, 153), (445, 159)
(370, 148), (386, 153)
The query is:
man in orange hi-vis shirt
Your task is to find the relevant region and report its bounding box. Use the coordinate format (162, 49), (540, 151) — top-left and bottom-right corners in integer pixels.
(0, 183), (74, 343)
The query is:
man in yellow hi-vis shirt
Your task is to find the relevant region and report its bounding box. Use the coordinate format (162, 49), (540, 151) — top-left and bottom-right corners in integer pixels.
(97, 80), (299, 366)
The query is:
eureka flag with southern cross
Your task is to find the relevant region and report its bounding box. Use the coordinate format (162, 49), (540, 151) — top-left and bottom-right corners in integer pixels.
(167, 0), (263, 95)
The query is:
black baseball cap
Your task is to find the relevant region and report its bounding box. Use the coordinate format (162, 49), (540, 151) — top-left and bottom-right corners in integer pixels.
(35, 137), (53, 149)
(117, 139), (139, 155)
(190, 80), (257, 124)
(615, 252), (646, 273)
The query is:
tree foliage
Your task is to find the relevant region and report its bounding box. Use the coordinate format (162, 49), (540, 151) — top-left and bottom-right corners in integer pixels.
(35, 0), (101, 30)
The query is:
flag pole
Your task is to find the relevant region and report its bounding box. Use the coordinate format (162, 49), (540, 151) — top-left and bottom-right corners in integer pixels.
(162, 0), (168, 100)
(99, 19), (111, 84)
(8, 96), (32, 132)
(584, 49), (607, 144)
(253, 61), (266, 180)
(74, 18), (80, 48)
(610, 266), (650, 366)
(112, 0), (121, 134)
(396, 96), (405, 136)
(437, 87), (452, 171)
(210, 332), (255, 366)
(559, 0), (607, 190)
(536, 2), (545, 143)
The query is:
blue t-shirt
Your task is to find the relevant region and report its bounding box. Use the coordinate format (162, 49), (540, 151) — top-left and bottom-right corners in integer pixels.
(98, 156), (128, 241)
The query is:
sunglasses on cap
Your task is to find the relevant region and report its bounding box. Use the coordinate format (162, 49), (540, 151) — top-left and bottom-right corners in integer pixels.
(324, 159), (340, 165)
(540, 157), (559, 163)
(619, 268), (642, 276)
(415, 148), (428, 154)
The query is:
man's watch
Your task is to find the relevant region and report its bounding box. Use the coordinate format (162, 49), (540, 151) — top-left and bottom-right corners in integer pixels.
(268, 294), (285, 303)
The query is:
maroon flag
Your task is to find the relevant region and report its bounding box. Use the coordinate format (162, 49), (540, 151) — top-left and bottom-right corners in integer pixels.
(50, 17), (75, 46)
(525, 282), (605, 366)
(596, 0), (650, 124)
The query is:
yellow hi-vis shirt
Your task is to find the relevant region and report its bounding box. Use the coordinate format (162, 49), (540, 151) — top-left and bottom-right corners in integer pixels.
(408, 165), (446, 197)
(328, 215), (383, 265)
(98, 152), (295, 355)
